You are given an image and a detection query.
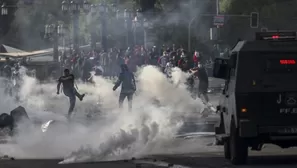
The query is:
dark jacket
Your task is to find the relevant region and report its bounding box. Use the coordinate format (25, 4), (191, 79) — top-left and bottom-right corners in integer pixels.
(197, 67), (209, 92)
(2, 64), (12, 78)
(113, 71), (136, 93)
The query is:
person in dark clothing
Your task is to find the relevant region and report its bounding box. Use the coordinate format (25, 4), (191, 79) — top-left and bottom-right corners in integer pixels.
(190, 63), (209, 102)
(81, 58), (93, 83)
(178, 56), (190, 72)
(149, 46), (158, 65)
(2, 57), (13, 78)
(57, 69), (85, 118)
(113, 64), (136, 111)
(1, 57), (14, 96)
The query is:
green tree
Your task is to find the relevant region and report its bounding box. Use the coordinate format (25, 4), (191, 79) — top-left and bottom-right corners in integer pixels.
(220, 0), (297, 45)
(3, 0), (71, 50)
(3, 0), (205, 51)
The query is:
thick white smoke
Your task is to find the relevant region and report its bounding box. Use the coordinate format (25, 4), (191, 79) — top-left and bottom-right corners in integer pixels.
(0, 65), (207, 163)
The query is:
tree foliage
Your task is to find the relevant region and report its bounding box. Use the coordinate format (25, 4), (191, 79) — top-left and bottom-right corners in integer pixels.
(0, 0), (17, 43)
(2, 0), (71, 50)
(2, 0), (162, 50)
(2, 0), (220, 52)
(220, 0), (297, 44)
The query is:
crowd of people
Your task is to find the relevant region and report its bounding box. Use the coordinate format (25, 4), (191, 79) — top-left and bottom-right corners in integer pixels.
(57, 45), (210, 113)
(0, 57), (25, 101)
(0, 44), (212, 117)
(61, 44), (210, 80)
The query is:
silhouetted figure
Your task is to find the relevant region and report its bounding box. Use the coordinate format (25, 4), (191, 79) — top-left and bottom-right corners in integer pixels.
(113, 64), (136, 111)
(57, 69), (85, 118)
(190, 63), (209, 102)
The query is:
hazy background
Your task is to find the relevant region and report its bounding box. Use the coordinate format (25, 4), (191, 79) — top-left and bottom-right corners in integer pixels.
(0, 65), (212, 163)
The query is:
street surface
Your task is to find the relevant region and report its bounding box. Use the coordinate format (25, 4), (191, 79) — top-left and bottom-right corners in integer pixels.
(178, 77), (223, 136)
(2, 77), (296, 167)
(1, 139), (297, 168)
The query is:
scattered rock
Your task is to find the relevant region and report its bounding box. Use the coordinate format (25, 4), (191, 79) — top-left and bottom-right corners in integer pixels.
(168, 163), (174, 167)
(0, 113), (13, 129)
(0, 155), (14, 160)
(10, 106), (29, 125)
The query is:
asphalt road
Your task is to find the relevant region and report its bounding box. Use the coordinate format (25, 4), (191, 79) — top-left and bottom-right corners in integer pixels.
(4, 78), (296, 167)
(1, 144), (297, 168)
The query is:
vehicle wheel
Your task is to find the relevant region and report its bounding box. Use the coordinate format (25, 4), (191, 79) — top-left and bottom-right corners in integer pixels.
(230, 120), (248, 165)
(224, 138), (231, 159)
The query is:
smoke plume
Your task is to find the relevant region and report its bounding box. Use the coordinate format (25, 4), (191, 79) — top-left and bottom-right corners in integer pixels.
(0, 65), (208, 163)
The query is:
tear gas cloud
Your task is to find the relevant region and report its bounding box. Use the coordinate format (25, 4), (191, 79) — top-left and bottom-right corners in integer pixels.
(0, 65), (207, 163)
(0, 0), (214, 163)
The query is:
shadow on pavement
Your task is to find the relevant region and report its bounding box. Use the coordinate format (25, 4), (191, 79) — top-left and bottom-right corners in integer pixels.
(0, 159), (138, 168)
(1, 155), (297, 168)
(247, 155), (297, 166)
(151, 153), (297, 167)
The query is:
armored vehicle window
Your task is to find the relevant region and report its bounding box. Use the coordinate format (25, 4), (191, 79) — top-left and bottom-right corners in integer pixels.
(264, 54), (297, 73)
(236, 51), (297, 92)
